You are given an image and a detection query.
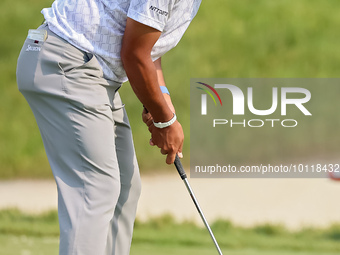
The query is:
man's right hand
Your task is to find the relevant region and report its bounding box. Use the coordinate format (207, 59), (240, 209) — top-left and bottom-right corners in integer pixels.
(149, 119), (184, 164)
(142, 107), (184, 164)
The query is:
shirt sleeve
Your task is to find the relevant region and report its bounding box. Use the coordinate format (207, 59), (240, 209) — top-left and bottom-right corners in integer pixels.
(127, 0), (176, 31)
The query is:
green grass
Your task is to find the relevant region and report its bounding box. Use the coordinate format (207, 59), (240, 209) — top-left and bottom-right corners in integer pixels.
(0, 210), (339, 255)
(3, 235), (338, 255)
(1, 0), (340, 177)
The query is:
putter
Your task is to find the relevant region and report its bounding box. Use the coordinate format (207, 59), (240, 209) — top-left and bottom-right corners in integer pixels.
(174, 155), (223, 255)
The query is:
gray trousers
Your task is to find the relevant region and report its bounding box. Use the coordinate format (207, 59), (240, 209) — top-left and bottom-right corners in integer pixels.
(16, 24), (141, 255)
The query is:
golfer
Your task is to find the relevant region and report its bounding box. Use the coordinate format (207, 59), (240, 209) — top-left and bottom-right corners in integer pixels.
(16, 0), (201, 254)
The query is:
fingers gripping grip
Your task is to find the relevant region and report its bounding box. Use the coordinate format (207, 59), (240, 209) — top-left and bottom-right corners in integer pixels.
(174, 155), (187, 180)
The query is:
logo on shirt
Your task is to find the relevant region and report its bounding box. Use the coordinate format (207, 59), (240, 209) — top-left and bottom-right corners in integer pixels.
(149, 6), (168, 17)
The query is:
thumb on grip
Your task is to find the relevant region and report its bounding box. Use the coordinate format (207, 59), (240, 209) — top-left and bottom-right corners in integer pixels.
(174, 155), (187, 180)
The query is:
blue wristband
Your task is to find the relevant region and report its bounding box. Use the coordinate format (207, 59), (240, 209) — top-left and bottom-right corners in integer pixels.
(160, 86), (170, 95)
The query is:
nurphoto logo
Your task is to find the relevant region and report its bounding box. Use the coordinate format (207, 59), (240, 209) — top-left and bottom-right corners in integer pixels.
(190, 78), (339, 178)
(196, 82), (312, 128)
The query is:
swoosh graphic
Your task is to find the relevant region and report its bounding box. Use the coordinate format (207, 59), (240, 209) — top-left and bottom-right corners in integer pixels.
(196, 87), (217, 106)
(196, 82), (223, 106)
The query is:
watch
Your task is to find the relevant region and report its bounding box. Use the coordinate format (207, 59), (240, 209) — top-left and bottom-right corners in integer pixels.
(153, 113), (177, 129)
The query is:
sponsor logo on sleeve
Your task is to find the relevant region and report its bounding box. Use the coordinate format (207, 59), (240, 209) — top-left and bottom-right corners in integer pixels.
(149, 6), (169, 17)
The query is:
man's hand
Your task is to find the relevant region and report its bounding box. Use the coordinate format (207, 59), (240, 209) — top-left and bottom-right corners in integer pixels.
(151, 120), (184, 164)
(142, 92), (175, 131)
(142, 107), (153, 132)
(142, 107), (183, 164)
(149, 118), (184, 164)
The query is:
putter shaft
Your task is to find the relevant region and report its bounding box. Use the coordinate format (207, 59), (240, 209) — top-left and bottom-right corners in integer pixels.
(174, 155), (223, 255)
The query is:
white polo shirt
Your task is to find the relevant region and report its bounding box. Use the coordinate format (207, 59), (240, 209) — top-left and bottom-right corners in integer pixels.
(42, 0), (201, 83)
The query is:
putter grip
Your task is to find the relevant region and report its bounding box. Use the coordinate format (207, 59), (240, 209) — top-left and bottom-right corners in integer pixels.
(174, 155), (187, 180)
